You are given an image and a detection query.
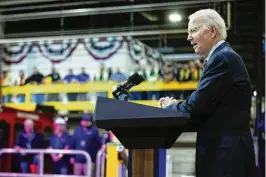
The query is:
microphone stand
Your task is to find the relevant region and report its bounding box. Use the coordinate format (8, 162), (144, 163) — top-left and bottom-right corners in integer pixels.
(111, 85), (131, 170)
(112, 87), (131, 101)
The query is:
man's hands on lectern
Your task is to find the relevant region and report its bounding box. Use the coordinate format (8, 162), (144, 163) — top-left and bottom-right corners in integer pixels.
(158, 96), (178, 108)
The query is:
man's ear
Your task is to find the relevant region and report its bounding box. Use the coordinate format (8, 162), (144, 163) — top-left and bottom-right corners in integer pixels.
(210, 26), (217, 39)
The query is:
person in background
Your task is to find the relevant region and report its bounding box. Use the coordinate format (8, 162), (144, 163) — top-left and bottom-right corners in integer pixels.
(1, 70), (13, 86)
(178, 63), (191, 81)
(76, 68), (90, 83)
(64, 69), (76, 83)
(189, 61), (200, 80)
(24, 67), (45, 103)
(24, 67), (44, 85)
(110, 68), (127, 82)
(15, 70), (26, 86)
(98, 63), (109, 81)
(63, 69), (78, 101)
(49, 117), (71, 175)
(45, 67), (62, 101)
(70, 114), (101, 176)
(46, 67), (61, 84)
(159, 62), (177, 83)
(14, 119), (45, 173)
(1, 70), (13, 102)
(107, 68), (113, 81)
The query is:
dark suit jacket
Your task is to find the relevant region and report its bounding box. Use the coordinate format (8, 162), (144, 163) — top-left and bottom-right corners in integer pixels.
(166, 42), (256, 177)
(14, 132), (45, 163)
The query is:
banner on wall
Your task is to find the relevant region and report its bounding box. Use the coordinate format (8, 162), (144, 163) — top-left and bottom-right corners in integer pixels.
(2, 36), (163, 65)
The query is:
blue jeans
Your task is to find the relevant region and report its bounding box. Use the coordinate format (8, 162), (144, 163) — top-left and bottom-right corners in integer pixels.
(20, 155), (39, 173)
(52, 163), (68, 174)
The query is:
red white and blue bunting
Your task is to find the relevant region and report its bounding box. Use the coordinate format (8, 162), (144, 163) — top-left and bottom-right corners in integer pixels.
(37, 39), (78, 63)
(2, 37), (162, 65)
(127, 37), (146, 63)
(2, 42), (32, 64)
(82, 36), (123, 60)
(127, 37), (163, 63)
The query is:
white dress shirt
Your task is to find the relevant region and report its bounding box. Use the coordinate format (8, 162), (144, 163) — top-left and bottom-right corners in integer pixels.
(205, 40), (225, 61)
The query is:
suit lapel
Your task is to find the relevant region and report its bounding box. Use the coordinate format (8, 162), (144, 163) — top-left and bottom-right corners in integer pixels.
(200, 42), (230, 78)
(207, 42), (230, 63)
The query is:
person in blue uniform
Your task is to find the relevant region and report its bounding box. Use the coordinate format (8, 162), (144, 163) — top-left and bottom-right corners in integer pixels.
(49, 117), (71, 175)
(70, 114), (101, 176)
(14, 119), (45, 173)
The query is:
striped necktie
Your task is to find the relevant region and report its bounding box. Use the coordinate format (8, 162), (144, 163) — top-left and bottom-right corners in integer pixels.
(202, 60), (208, 71)
(200, 60), (208, 77)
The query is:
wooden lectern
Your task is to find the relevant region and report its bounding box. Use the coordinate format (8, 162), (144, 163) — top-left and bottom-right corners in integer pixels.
(93, 97), (195, 177)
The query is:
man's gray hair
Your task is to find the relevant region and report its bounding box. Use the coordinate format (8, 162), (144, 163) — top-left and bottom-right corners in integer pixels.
(189, 9), (227, 40)
(24, 119), (34, 126)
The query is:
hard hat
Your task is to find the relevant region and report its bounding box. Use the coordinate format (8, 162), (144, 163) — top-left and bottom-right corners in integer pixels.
(54, 117), (66, 125)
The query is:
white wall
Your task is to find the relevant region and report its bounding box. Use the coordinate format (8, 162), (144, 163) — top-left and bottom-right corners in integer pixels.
(2, 41), (136, 80)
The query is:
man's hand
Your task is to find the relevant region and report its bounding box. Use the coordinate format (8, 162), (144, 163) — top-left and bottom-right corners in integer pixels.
(52, 154), (62, 162)
(14, 146), (20, 151)
(70, 157), (75, 164)
(15, 146), (26, 155)
(158, 97), (177, 108)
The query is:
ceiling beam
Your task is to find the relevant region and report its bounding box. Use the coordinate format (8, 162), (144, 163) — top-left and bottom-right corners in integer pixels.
(0, 0), (239, 22)
(0, 29), (188, 44)
(0, 0), (125, 12)
(0, 0), (60, 6)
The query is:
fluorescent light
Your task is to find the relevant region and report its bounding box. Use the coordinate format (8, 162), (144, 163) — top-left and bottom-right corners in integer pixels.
(169, 13), (182, 22)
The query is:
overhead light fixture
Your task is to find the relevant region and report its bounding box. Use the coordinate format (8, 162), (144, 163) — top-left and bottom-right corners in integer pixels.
(169, 13), (182, 22)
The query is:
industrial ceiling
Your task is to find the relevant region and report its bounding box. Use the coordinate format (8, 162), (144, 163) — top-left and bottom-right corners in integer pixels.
(0, 0), (264, 85)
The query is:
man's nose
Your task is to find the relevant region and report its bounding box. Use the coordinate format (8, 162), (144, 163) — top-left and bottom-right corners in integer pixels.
(187, 34), (192, 41)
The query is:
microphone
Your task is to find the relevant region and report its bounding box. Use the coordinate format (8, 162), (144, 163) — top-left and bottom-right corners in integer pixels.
(112, 73), (145, 100)
(118, 73), (145, 91)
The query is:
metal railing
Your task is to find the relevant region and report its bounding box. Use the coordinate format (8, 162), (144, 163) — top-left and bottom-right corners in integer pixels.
(95, 145), (128, 177)
(0, 148), (92, 177)
(95, 148), (106, 177)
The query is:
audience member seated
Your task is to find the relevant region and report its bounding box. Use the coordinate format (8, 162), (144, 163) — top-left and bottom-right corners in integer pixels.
(76, 68), (90, 83)
(64, 69), (76, 83)
(14, 119), (46, 174)
(110, 68), (127, 82)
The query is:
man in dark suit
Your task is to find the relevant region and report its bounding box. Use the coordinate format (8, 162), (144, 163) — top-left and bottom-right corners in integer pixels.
(159, 9), (256, 177)
(14, 119), (46, 173)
